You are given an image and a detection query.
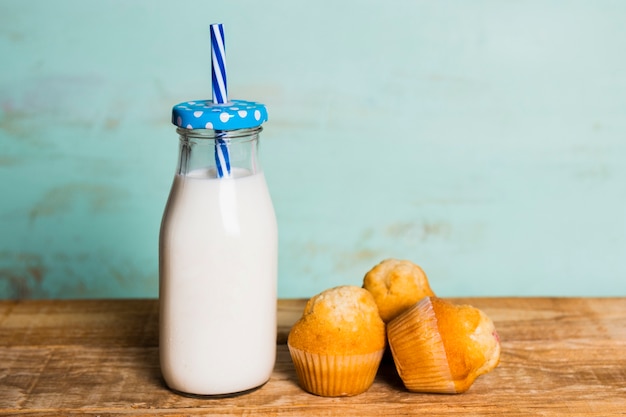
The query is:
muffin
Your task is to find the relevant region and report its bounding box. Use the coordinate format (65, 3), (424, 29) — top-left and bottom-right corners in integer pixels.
(287, 286), (386, 396)
(363, 259), (436, 323)
(387, 296), (501, 393)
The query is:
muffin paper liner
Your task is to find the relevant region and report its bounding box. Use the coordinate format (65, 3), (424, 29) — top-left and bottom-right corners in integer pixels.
(387, 297), (457, 393)
(287, 346), (384, 397)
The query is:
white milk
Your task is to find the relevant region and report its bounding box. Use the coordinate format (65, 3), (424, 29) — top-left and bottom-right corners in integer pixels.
(159, 167), (278, 396)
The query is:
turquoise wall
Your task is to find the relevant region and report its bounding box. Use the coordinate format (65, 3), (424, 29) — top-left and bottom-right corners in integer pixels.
(1, 0), (625, 299)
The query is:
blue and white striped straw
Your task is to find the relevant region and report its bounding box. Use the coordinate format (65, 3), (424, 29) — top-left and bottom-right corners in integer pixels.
(211, 23), (228, 104)
(210, 23), (231, 178)
(214, 134), (231, 177)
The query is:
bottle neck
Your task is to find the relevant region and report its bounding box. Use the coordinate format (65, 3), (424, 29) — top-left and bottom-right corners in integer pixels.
(175, 127), (263, 178)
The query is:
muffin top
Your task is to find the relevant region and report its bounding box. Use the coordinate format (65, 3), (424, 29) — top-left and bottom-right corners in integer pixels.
(288, 286), (386, 355)
(363, 259), (435, 322)
(430, 297), (501, 391)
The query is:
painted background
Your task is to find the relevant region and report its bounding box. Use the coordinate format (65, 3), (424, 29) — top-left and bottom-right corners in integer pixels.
(1, 0), (625, 299)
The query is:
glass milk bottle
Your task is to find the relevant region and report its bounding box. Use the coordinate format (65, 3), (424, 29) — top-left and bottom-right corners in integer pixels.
(159, 100), (277, 396)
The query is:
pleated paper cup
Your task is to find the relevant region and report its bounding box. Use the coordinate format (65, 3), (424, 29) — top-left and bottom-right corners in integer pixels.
(288, 345), (384, 397)
(387, 297), (457, 394)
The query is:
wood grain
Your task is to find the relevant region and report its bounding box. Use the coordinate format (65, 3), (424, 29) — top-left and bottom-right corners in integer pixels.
(0, 298), (625, 416)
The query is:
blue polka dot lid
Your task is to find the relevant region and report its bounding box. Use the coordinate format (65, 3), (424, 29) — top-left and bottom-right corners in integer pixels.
(172, 99), (268, 130)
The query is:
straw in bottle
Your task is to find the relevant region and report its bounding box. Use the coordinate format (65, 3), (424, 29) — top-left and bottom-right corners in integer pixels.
(210, 23), (231, 178)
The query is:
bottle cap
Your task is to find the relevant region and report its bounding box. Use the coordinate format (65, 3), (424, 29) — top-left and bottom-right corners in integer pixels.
(172, 99), (268, 130)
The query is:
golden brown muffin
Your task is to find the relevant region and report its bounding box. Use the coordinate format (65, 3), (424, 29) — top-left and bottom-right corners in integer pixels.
(362, 259), (436, 322)
(287, 286), (386, 396)
(386, 296), (500, 394)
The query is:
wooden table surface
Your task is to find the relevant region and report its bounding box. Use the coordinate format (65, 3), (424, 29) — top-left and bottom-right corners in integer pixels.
(0, 297), (624, 416)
